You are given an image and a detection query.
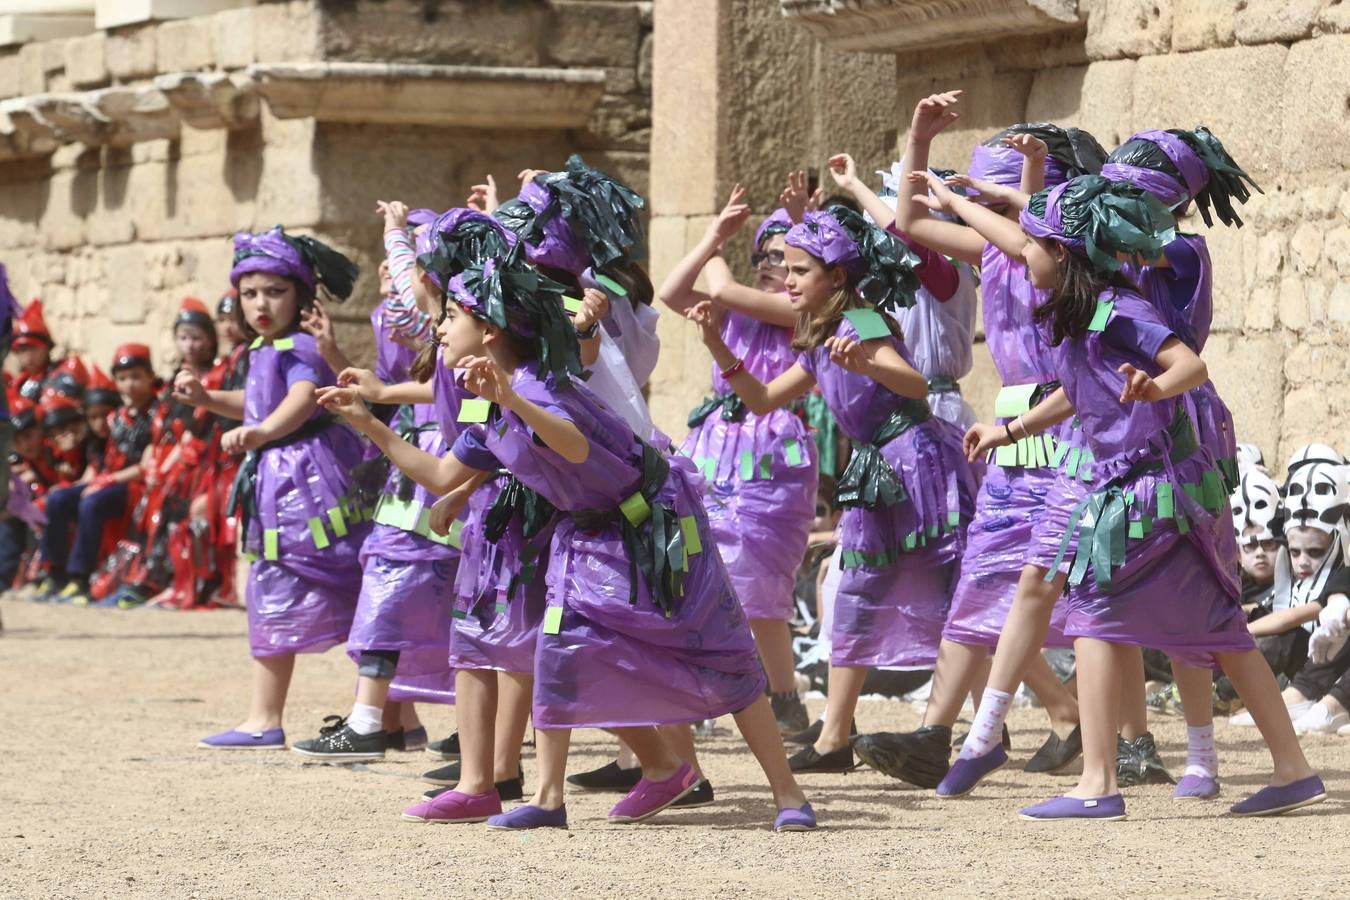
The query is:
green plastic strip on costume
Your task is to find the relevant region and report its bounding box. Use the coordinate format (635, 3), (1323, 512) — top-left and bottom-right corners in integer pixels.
(620, 491), (651, 527)
(308, 517), (330, 550)
(1201, 469), (1224, 512)
(785, 439), (803, 468)
(994, 384), (1039, 418)
(995, 443), (1017, 467)
(495, 600), (509, 614)
(414, 509), (452, 546)
(458, 399), (492, 423)
(1066, 447), (1082, 478)
(542, 606), (564, 635)
(263, 528), (279, 561)
(740, 450), (754, 481)
(757, 453), (772, 480)
(448, 519), (464, 549)
(1050, 440), (1070, 467)
(327, 506), (348, 538)
(595, 274), (627, 297)
(243, 550), (259, 562)
(843, 307), (891, 341)
(1156, 483), (1174, 519)
(680, 515), (702, 555)
(272, 337), (295, 351)
(1088, 300), (1114, 332)
(450, 607), (467, 620)
(903, 531), (917, 550)
(1078, 450), (1095, 482)
(562, 296), (584, 313)
(948, 509), (961, 527)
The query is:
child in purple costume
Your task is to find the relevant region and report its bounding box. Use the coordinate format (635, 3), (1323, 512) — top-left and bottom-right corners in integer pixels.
(827, 101), (1099, 785)
(952, 172), (1321, 820)
(323, 253), (813, 832)
(659, 185), (819, 732)
(690, 205), (977, 777)
(184, 227), (369, 751)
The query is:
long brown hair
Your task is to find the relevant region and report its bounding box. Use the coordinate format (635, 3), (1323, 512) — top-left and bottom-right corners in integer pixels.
(790, 274), (903, 352)
(1031, 244), (1135, 345)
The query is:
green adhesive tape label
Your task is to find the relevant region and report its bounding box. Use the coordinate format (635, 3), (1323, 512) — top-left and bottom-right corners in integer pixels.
(619, 492), (651, 527)
(327, 506), (348, 538)
(994, 383), (1038, 418)
(263, 528), (279, 561)
(740, 450), (754, 481)
(680, 515), (702, 555)
(308, 517), (330, 550)
(1088, 299), (1114, 332)
(843, 307), (891, 341)
(543, 606), (564, 635)
(458, 398), (492, 423)
(1157, 482), (1174, 519)
(562, 295), (584, 314)
(785, 438), (803, 468)
(595, 274), (627, 296)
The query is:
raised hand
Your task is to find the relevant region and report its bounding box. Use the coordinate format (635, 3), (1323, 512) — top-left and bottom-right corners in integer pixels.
(1117, 363), (1162, 403)
(172, 369), (208, 407)
(573, 287), (611, 334)
(780, 170), (810, 223)
(828, 153), (859, 190)
(458, 355), (517, 408)
(300, 298), (337, 353)
(314, 385), (375, 428)
(376, 200), (409, 230)
(466, 174), (499, 213)
(517, 168), (546, 189)
(911, 90), (962, 143)
(805, 186), (825, 212)
(825, 335), (869, 373)
(909, 169), (958, 213)
(336, 367), (387, 403)
(946, 172), (1012, 205)
(1003, 132), (1048, 160)
(963, 422), (1007, 463)
(685, 300), (725, 348)
(708, 184), (753, 245)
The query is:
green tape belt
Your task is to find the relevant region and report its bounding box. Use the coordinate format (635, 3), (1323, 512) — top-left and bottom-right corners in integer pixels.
(834, 397), (932, 510)
(686, 391), (746, 429)
(926, 376), (961, 395)
(1050, 405), (1200, 591)
(227, 415), (336, 539)
(569, 442), (687, 617)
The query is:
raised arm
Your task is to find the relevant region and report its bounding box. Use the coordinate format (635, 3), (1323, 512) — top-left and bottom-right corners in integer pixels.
(656, 185), (753, 315)
(688, 302), (814, 414)
(703, 256), (798, 328)
(378, 200), (434, 343)
(336, 367), (434, 405)
(460, 356), (590, 465)
(892, 91), (987, 266)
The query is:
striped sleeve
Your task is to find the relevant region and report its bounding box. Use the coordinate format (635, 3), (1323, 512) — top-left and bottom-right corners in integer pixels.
(382, 226), (433, 342)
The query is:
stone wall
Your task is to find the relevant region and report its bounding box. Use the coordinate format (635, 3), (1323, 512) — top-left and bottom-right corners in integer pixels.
(0, 0), (652, 374)
(647, 0), (1350, 470)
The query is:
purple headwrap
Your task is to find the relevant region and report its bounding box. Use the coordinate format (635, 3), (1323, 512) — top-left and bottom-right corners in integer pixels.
(968, 144), (1071, 190)
(1019, 181), (1083, 253)
(1130, 130), (1209, 199)
(784, 210), (864, 277)
(1099, 162), (1189, 208)
(417, 208), (517, 292)
(754, 208), (794, 249)
(407, 208), (438, 227)
(230, 227), (314, 289)
(516, 179), (589, 276)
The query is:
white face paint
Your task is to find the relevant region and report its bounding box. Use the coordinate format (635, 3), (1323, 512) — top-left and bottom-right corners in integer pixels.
(1232, 469), (1284, 544)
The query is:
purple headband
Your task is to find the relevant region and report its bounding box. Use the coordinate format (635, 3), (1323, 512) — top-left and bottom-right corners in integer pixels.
(754, 208), (794, 249)
(968, 144), (1070, 190)
(518, 179), (588, 276)
(417, 208), (517, 291)
(229, 228), (313, 289)
(446, 257), (537, 339)
(1130, 130), (1208, 199)
(784, 211), (864, 277)
(1018, 180), (1085, 254)
(1099, 162), (1188, 208)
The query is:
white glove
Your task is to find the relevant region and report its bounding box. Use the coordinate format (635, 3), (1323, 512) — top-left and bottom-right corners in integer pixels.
(1308, 595), (1350, 663)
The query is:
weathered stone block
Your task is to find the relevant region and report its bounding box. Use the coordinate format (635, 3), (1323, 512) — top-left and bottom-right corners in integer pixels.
(1082, 0), (1171, 61)
(1206, 331), (1283, 457)
(212, 6), (255, 70)
(1026, 59), (1135, 148)
(106, 25), (157, 80)
(0, 51), (20, 99)
(18, 43), (45, 94)
(104, 244), (147, 325)
(1133, 44), (1286, 182)
(1234, 0), (1321, 45)
(1277, 276), (1307, 331)
(546, 1), (642, 68)
(1171, 0), (1237, 52)
(1283, 35), (1350, 175)
(650, 0), (719, 216)
(254, 0), (320, 64)
(158, 17), (216, 73)
(1289, 221), (1323, 275)
(64, 33), (108, 89)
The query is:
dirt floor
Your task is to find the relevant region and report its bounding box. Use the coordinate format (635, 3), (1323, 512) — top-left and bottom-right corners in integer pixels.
(2, 598), (1347, 899)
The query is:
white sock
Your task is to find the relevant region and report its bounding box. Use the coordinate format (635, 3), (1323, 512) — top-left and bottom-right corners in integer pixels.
(348, 702), (384, 736)
(1183, 723), (1218, 779)
(957, 688), (1012, 760)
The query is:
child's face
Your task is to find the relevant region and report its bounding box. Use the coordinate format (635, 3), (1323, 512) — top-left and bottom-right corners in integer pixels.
(47, 420), (84, 452)
(1287, 526), (1333, 581)
(216, 312), (243, 349)
(238, 272), (298, 339)
(115, 366), (155, 406)
(436, 303), (489, 366)
(1022, 235), (1060, 289)
(85, 405), (113, 439)
(14, 345), (50, 372)
(784, 245), (838, 313)
(13, 427), (40, 459)
(755, 234), (788, 293)
(379, 259), (393, 295)
(412, 265), (440, 315)
(1238, 527), (1277, 585)
(175, 322), (215, 367)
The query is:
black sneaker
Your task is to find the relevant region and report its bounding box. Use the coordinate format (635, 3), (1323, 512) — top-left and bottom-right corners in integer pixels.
(671, 779), (715, 808)
(565, 760), (642, 792)
(784, 717), (856, 747)
(771, 691), (811, 735)
(423, 774), (525, 802)
(423, 761), (461, 786)
(853, 725), (952, 788)
(291, 716), (388, 762)
(425, 732), (461, 759)
(1023, 725), (1082, 774)
(787, 743), (857, 774)
(1132, 731), (1175, 785)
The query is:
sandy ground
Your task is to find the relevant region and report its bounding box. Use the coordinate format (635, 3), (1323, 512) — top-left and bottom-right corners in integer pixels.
(2, 598), (1348, 899)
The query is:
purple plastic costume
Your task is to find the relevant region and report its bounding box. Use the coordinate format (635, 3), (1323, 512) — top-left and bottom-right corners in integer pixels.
(433, 358), (549, 675)
(350, 304), (459, 705)
(679, 308), (817, 621)
(238, 332), (368, 657)
(1044, 291), (1251, 666)
(940, 243), (1077, 649)
(455, 367), (766, 729)
(797, 317), (977, 668)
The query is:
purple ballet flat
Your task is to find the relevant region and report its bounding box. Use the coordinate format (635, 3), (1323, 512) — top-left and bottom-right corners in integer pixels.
(608, 762), (698, 823)
(1230, 775), (1326, 817)
(1019, 793), (1126, 821)
(935, 745), (1008, 798)
(1173, 774), (1220, 801)
(402, 789), (502, 824)
(773, 803), (817, 832)
(486, 804), (568, 831)
(197, 728), (285, 750)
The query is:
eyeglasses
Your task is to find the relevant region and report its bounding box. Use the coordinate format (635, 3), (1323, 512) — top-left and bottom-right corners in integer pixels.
(1239, 539), (1281, 554)
(750, 249), (786, 268)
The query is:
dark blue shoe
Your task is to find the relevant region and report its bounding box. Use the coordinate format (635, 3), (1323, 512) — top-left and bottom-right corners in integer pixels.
(1230, 775), (1326, 817)
(1019, 793), (1125, 821)
(486, 804), (568, 831)
(935, 745), (1008, 798)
